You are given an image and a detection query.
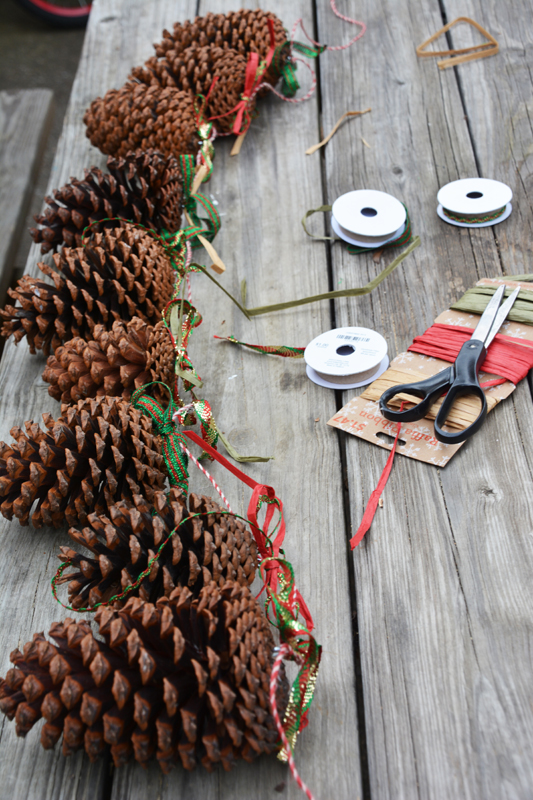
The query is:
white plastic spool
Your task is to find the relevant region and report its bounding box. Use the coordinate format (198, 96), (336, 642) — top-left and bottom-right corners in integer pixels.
(304, 327), (389, 389)
(437, 177), (512, 228)
(331, 189), (407, 248)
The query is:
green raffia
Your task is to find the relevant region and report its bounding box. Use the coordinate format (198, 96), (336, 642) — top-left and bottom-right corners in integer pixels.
(131, 383), (189, 494)
(214, 335), (304, 358)
(217, 429), (273, 463)
(192, 263), (251, 319)
(242, 236), (421, 317)
(451, 283), (533, 325)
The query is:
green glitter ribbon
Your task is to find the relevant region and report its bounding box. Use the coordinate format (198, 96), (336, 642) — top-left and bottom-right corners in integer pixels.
(261, 557), (322, 757)
(214, 335), (304, 358)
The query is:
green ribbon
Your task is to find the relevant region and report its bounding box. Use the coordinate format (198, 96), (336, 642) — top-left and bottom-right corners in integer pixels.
(214, 335), (304, 358)
(179, 154), (221, 245)
(292, 40), (327, 58)
(277, 40), (327, 97)
(280, 61), (300, 97)
(131, 383), (189, 494)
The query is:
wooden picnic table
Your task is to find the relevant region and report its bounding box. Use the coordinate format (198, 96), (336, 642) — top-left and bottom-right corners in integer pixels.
(0, 1), (532, 798)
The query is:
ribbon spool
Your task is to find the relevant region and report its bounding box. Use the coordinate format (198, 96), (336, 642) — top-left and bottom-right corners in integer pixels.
(331, 190), (407, 248)
(304, 327), (389, 389)
(437, 178), (513, 228)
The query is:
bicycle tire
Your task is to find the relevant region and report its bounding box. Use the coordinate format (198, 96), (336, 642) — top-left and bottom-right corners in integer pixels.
(15, 0), (91, 28)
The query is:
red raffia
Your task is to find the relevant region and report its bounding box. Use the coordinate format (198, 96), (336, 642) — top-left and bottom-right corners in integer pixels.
(409, 323), (533, 385)
(353, 321), (533, 549)
(350, 404), (404, 549)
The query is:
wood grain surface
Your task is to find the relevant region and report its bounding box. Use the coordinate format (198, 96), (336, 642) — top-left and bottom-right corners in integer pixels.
(317, 0), (533, 798)
(0, 0), (532, 798)
(0, 89), (53, 304)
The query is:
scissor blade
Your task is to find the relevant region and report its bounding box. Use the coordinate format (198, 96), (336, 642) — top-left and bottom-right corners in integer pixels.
(470, 284), (506, 344)
(483, 286), (520, 348)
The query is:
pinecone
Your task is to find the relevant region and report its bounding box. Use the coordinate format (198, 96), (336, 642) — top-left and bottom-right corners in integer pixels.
(56, 489), (258, 609)
(30, 150), (184, 255)
(43, 318), (175, 405)
(0, 223), (174, 356)
(130, 45), (248, 134)
(0, 396), (166, 529)
(153, 10), (287, 88)
(0, 581), (288, 772)
(84, 82), (200, 159)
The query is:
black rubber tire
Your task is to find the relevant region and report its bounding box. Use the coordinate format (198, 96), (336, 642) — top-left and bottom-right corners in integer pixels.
(15, 0), (91, 28)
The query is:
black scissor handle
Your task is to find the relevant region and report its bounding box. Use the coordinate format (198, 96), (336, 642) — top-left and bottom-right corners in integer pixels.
(379, 367), (454, 423)
(433, 339), (487, 444)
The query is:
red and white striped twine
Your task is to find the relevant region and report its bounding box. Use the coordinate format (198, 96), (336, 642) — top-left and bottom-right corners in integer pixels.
(290, 0), (366, 52)
(270, 644), (316, 800)
(260, 0), (366, 106)
(255, 58), (317, 105)
(175, 434), (234, 514)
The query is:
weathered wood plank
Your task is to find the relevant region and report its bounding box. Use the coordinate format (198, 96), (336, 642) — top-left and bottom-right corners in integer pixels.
(316, 1), (533, 798)
(0, 1), (195, 797)
(111, 1), (362, 799)
(0, 89), (53, 304)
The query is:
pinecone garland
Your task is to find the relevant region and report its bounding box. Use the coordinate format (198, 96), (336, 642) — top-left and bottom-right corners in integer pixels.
(0, 581), (288, 771)
(130, 45), (248, 134)
(153, 10), (287, 88)
(30, 150), (184, 254)
(0, 396), (166, 529)
(43, 318), (175, 405)
(0, 223), (175, 356)
(84, 82), (200, 159)
(57, 489), (258, 609)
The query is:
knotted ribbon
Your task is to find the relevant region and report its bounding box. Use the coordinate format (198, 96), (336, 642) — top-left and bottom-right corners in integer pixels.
(131, 384), (189, 493)
(209, 19), (277, 135)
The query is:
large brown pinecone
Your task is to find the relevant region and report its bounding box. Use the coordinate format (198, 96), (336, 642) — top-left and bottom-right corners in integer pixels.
(57, 489), (258, 609)
(30, 150), (184, 254)
(130, 45), (248, 134)
(0, 581), (288, 771)
(84, 83), (199, 159)
(0, 396), (166, 529)
(153, 10), (287, 88)
(43, 318), (175, 405)
(0, 223), (174, 356)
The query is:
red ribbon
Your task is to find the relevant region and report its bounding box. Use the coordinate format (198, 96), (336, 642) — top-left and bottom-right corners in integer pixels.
(208, 19), (277, 135)
(184, 430), (314, 631)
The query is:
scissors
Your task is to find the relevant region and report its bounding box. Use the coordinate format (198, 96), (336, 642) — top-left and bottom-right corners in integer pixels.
(379, 284), (520, 444)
